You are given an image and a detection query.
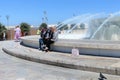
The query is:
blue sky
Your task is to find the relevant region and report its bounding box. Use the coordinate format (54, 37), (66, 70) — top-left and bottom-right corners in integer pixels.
(0, 0), (120, 26)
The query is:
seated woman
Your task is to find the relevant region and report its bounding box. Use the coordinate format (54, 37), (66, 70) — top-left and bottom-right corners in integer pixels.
(45, 26), (59, 51)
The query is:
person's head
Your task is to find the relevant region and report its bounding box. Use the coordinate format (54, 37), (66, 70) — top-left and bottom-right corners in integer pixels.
(16, 25), (19, 28)
(53, 26), (57, 32)
(48, 27), (54, 32)
(50, 25), (57, 32)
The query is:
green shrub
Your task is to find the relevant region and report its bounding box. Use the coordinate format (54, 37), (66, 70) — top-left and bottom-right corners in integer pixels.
(20, 22), (31, 36)
(39, 23), (47, 30)
(0, 23), (7, 40)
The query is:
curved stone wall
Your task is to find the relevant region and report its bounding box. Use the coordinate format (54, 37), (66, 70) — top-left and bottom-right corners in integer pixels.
(20, 35), (120, 57)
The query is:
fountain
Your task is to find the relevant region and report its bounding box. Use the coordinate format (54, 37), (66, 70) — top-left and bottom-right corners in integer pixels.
(57, 13), (91, 30)
(91, 11), (120, 40)
(20, 11), (120, 57)
(58, 11), (120, 41)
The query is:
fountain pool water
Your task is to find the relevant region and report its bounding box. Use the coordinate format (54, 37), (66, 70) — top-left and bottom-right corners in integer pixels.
(58, 33), (86, 40)
(58, 12), (120, 41)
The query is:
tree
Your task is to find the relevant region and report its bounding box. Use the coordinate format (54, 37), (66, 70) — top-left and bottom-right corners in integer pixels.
(39, 23), (47, 30)
(0, 23), (7, 40)
(20, 22), (31, 36)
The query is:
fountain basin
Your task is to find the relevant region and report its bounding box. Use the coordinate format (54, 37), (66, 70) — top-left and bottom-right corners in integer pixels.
(20, 35), (120, 57)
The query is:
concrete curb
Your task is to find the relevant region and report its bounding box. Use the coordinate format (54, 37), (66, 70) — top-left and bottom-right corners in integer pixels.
(20, 37), (120, 57)
(2, 47), (120, 75)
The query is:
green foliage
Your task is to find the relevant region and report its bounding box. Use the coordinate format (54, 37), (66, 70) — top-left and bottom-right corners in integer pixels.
(39, 23), (47, 30)
(0, 23), (7, 40)
(0, 23), (7, 35)
(20, 22), (31, 33)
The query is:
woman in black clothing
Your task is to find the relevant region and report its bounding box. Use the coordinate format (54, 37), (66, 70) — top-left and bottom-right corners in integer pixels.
(44, 27), (53, 51)
(45, 26), (59, 51)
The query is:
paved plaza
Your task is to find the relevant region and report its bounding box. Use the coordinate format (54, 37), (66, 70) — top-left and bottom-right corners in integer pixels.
(1, 40), (120, 80)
